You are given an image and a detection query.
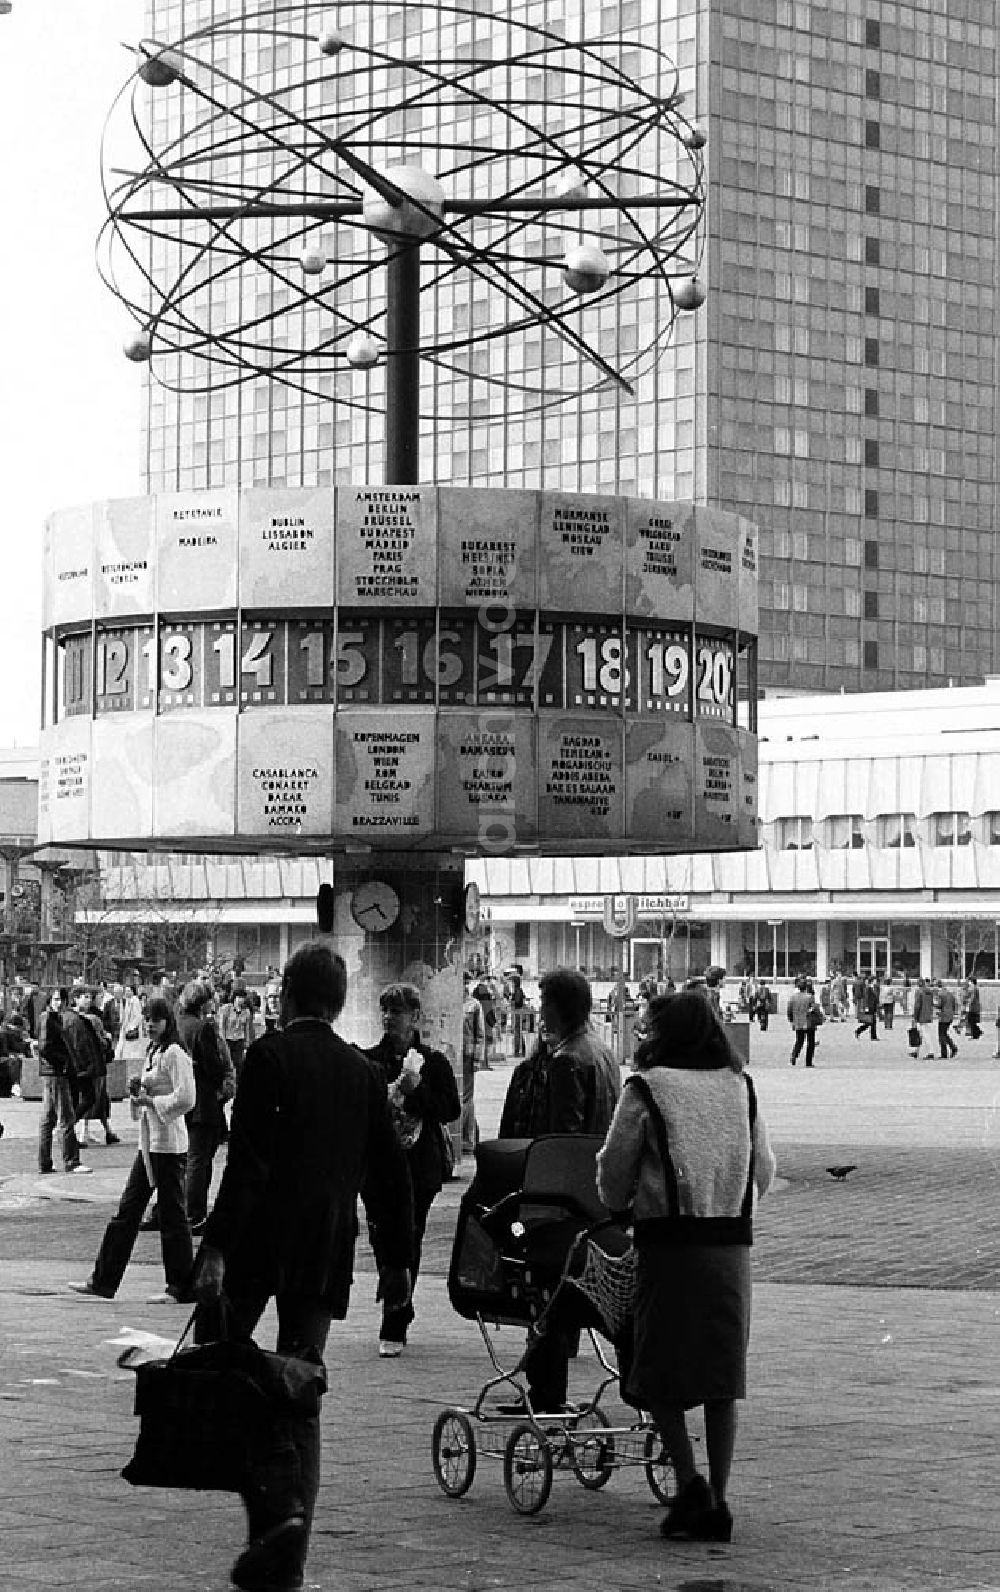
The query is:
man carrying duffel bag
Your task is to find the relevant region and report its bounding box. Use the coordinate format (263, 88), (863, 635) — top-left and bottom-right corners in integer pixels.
(188, 943), (413, 1592)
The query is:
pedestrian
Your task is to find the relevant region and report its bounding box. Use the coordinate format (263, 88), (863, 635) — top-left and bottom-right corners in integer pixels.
(854, 977), (879, 1042)
(754, 978), (771, 1032)
(497, 966), (620, 1412)
(219, 984), (255, 1084)
(880, 977), (896, 1031)
(936, 980), (959, 1058)
(241, 987), (264, 1042)
(21, 984), (39, 1043)
(177, 980), (232, 1233)
(263, 976), (281, 1032)
(786, 975), (818, 1067)
(361, 982), (460, 1357)
(190, 943), (413, 1592)
(38, 988), (91, 1176)
(704, 966), (726, 1016)
(911, 977), (936, 1058)
(509, 973), (527, 1057)
(66, 987), (120, 1146)
(966, 974), (982, 1040)
(473, 977), (498, 1067)
(851, 970), (866, 1021)
(96, 980), (121, 1047)
(115, 980), (148, 1083)
(461, 972), (486, 1157)
(597, 990), (776, 1543)
(70, 996), (195, 1302)
(0, 1009), (31, 1097)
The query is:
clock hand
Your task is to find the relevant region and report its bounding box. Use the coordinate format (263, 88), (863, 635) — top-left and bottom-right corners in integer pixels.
(374, 904), (388, 922)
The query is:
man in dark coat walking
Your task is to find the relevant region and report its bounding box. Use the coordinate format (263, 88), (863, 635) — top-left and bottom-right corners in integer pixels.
(193, 944), (413, 1592)
(177, 980), (230, 1231)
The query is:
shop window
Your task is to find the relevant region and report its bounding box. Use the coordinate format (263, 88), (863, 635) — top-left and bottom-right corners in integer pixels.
(777, 816), (814, 850)
(877, 813), (916, 848)
(826, 814), (865, 850)
(985, 813), (1000, 846)
(931, 811), (972, 847)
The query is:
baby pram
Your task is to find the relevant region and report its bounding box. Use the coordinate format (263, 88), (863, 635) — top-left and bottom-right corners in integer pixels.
(432, 1134), (673, 1514)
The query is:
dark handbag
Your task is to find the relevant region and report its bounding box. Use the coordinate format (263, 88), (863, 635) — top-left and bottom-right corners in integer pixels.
(806, 1003), (825, 1029)
(121, 1304), (327, 1494)
(438, 1118), (456, 1180)
(907, 1023), (921, 1048)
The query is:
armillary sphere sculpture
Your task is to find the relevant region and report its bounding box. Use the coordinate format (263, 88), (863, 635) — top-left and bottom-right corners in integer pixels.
(99, 2), (708, 482)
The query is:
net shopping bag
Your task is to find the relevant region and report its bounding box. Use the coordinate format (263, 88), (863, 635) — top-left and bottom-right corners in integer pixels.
(121, 1304), (327, 1494)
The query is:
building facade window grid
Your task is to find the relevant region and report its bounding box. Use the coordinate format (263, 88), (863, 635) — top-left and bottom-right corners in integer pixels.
(139, 3), (998, 695)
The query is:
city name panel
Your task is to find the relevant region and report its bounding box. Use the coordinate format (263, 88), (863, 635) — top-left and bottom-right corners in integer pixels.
(39, 487), (758, 856)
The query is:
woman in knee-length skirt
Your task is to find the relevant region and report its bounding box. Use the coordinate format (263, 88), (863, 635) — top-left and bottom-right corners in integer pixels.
(597, 990), (776, 1543)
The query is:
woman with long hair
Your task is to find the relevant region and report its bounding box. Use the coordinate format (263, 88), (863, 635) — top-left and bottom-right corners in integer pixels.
(597, 991), (776, 1543)
(70, 996), (195, 1303)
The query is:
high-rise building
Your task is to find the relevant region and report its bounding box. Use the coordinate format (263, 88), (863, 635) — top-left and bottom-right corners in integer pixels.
(137, 1), (998, 694)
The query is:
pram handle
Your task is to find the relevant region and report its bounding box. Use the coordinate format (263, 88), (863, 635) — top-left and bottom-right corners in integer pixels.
(472, 1188), (609, 1245)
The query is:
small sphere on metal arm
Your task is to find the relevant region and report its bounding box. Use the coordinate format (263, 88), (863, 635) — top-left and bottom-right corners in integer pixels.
(673, 276), (706, 311)
(563, 244), (610, 296)
(136, 39), (184, 87)
(346, 334), (380, 369)
(123, 330), (153, 362)
(317, 22), (347, 56)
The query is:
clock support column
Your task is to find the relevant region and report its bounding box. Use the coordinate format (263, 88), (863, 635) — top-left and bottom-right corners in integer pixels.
(323, 850), (467, 1158)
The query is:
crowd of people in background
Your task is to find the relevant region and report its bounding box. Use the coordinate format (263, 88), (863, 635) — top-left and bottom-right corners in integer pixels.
(729, 968), (988, 1063)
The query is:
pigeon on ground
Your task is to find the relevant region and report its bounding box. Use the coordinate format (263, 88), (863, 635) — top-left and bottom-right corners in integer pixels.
(826, 1164), (857, 1181)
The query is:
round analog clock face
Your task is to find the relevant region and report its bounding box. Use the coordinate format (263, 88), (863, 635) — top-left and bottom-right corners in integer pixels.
(463, 881), (481, 934)
(350, 880), (400, 933)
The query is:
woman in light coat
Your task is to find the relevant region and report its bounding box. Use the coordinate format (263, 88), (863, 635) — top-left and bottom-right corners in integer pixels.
(115, 981), (148, 1082)
(597, 992), (776, 1544)
(71, 996), (195, 1303)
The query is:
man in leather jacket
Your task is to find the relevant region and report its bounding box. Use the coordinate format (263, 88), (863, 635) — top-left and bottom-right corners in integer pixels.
(497, 968), (620, 1411)
(499, 968), (620, 1140)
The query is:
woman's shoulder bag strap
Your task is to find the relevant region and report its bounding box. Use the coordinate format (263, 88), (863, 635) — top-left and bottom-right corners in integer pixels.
(623, 1073), (679, 1216)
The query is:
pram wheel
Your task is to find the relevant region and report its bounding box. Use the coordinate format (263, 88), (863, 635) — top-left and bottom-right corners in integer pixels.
(643, 1427), (674, 1503)
(503, 1421), (554, 1514)
(432, 1409), (477, 1498)
(570, 1407), (614, 1489)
